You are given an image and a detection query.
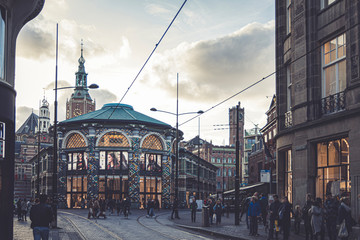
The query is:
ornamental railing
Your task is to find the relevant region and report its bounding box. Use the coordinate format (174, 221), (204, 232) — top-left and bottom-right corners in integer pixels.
(285, 110), (292, 128)
(321, 91), (346, 115)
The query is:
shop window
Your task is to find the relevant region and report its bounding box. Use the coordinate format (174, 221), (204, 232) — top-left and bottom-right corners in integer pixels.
(139, 153), (162, 173)
(67, 152), (87, 171)
(98, 131), (129, 147)
(141, 135), (163, 150)
(66, 133), (86, 148)
(99, 151), (128, 171)
(316, 138), (350, 200)
(285, 150), (292, 203)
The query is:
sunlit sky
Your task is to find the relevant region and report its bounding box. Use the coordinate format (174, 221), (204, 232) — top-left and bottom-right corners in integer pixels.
(15, 0), (275, 145)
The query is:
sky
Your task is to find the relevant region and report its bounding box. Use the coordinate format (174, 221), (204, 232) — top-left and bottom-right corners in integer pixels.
(15, 0), (275, 145)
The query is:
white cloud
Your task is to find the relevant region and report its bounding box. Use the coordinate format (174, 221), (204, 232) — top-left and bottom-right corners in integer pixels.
(119, 37), (132, 59)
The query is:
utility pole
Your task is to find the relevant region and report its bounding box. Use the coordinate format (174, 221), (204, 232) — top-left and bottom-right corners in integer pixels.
(235, 102), (240, 225)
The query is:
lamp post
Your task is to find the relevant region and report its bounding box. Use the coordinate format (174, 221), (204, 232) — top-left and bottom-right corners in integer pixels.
(52, 24), (99, 227)
(150, 74), (203, 204)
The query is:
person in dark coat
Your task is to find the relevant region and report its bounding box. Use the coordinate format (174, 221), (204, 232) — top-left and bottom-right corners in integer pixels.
(209, 198), (215, 225)
(240, 195), (251, 229)
(213, 200), (223, 225)
(259, 193), (268, 228)
(323, 193), (339, 240)
(98, 198), (107, 219)
(279, 196), (293, 240)
(30, 194), (53, 240)
(171, 198), (180, 219)
(190, 198), (198, 223)
(337, 197), (356, 240)
(248, 196), (261, 236)
(268, 194), (281, 240)
(302, 193), (314, 240)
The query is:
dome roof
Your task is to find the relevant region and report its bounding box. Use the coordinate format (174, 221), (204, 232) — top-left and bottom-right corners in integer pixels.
(60, 103), (171, 128)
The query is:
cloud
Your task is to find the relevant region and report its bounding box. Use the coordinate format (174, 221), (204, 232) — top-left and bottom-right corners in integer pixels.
(145, 3), (172, 16)
(119, 37), (132, 59)
(144, 21), (275, 103)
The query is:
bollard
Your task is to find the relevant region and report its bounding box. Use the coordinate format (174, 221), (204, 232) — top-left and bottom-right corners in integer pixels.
(202, 206), (210, 227)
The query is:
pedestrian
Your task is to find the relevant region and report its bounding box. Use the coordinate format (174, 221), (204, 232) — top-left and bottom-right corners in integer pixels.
(293, 205), (302, 235)
(213, 199), (223, 225)
(190, 198), (197, 223)
(278, 196), (293, 240)
(248, 196), (261, 236)
(323, 193), (339, 240)
(155, 198), (160, 211)
(87, 199), (94, 219)
(240, 195), (251, 229)
(147, 199), (155, 218)
(108, 198), (115, 215)
(337, 197), (356, 240)
(17, 199), (22, 221)
(98, 198), (107, 219)
(123, 197), (131, 218)
(259, 193), (269, 229)
(268, 194), (281, 240)
(171, 198), (180, 219)
(21, 198), (28, 221)
(302, 193), (314, 240)
(116, 199), (122, 216)
(309, 198), (324, 240)
(30, 194), (53, 240)
(93, 198), (100, 218)
(208, 198), (215, 225)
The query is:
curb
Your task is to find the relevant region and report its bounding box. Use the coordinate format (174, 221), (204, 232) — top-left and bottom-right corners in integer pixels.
(174, 223), (249, 240)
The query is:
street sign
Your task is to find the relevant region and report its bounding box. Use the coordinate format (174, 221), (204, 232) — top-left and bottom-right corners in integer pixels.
(260, 169), (270, 183)
(0, 122), (4, 160)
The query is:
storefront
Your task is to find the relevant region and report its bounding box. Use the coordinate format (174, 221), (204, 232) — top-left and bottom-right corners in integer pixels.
(58, 103), (175, 209)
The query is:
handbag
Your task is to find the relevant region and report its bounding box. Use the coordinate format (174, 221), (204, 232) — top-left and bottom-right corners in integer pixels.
(338, 220), (348, 238)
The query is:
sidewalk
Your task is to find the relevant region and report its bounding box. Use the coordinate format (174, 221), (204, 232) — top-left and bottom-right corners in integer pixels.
(172, 210), (304, 240)
(13, 214), (84, 240)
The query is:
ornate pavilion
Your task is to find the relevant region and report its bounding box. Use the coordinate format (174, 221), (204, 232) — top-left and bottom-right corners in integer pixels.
(57, 103), (176, 209)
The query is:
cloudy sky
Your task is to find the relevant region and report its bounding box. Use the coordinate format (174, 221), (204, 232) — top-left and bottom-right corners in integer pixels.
(15, 0), (275, 145)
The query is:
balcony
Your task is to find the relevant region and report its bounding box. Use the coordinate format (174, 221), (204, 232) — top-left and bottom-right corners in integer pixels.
(321, 91), (345, 115)
(285, 111), (292, 128)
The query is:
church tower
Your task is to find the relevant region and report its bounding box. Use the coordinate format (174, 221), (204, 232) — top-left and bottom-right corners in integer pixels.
(66, 41), (96, 119)
(39, 96), (50, 133)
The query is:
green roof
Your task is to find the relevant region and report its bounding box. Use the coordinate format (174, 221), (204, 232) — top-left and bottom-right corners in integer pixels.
(61, 103), (171, 128)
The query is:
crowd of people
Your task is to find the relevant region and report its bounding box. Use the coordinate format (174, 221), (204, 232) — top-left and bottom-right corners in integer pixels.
(15, 198), (34, 222)
(87, 197), (132, 219)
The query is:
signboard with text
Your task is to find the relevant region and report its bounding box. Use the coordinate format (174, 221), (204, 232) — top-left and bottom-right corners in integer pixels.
(0, 122), (4, 160)
(260, 169), (270, 183)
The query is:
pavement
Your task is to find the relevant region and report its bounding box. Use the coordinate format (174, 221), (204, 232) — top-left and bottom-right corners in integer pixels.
(171, 210), (304, 240)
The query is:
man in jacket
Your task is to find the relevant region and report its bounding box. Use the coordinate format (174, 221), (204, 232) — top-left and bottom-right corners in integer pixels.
(248, 196), (261, 236)
(30, 194), (53, 240)
(324, 193), (339, 240)
(302, 193), (314, 240)
(268, 194), (281, 240)
(279, 196), (293, 240)
(190, 198), (198, 223)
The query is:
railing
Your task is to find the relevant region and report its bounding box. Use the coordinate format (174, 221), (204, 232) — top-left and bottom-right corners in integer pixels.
(321, 91), (346, 115)
(285, 110), (292, 128)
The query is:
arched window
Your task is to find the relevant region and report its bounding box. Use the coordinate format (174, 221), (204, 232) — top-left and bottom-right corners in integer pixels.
(142, 135), (163, 150)
(98, 131), (130, 147)
(66, 133), (86, 149)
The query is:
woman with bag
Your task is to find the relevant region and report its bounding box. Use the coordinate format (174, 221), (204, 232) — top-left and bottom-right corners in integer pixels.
(337, 197), (356, 240)
(308, 198), (324, 240)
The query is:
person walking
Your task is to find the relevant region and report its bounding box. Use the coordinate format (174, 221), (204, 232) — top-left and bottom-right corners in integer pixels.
(171, 198), (180, 219)
(302, 193), (314, 240)
(259, 193), (269, 229)
(190, 198), (198, 223)
(323, 193), (339, 240)
(17, 199), (22, 221)
(116, 199), (122, 216)
(98, 198), (107, 219)
(337, 197), (356, 240)
(309, 198), (324, 240)
(123, 197), (131, 218)
(213, 200), (223, 225)
(293, 205), (302, 235)
(278, 196), (293, 240)
(93, 198), (100, 218)
(148, 199), (155, 218)
(30, 194), (53, 240)
(268, 194), (281, 240)
(240, 195), (251, 229)
(248, 196), (261, 236)
(21, 198), (28, 221)
(87, 199), (94, 219)
(209, 198), (215, 225)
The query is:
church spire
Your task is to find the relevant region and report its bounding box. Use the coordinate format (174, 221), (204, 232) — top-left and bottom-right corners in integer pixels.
(76, 39), (87, 88)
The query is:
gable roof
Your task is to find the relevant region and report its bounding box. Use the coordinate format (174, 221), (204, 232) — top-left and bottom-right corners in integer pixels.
(16, 112), (38, 134)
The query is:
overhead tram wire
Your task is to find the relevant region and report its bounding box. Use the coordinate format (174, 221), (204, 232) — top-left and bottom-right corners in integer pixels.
(179, 20), (360, 127)
(107, 0), (188, 119)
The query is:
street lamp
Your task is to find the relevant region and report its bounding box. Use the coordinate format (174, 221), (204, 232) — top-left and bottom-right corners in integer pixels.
(150, 73), (203, 206)
(52, 24), (99, 228)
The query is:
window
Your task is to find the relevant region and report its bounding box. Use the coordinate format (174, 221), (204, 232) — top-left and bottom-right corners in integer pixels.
(316, 138), (350, 200)
(321, 0), (337, 9)
(286, 0), (291, 34)
(67, 152), (88, 171)
(217, 169), (221, 177)
(0, 7), (5, 81)
(223, 168), (227, 177)
(228, 169), (232, 177)
(211, 157), (215, 163)
(287, 65), (292, 111)
(217, 158), (221, 163)
(228, 158), (232, 164)
(285, 150), (292, 203)
(322, 34), (346, 97)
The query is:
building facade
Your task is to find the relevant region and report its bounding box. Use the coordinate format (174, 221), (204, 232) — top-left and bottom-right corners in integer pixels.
(178, 148), (217, 205)
(66, 44), (95, 119)
(275, 0), (360, 218)
(57, 103), (176, 209)
(243, 126), (261, 184)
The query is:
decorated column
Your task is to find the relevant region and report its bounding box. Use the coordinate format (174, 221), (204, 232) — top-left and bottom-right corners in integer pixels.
(87, 127), (99, 200)
(129, 128), (140, 208)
